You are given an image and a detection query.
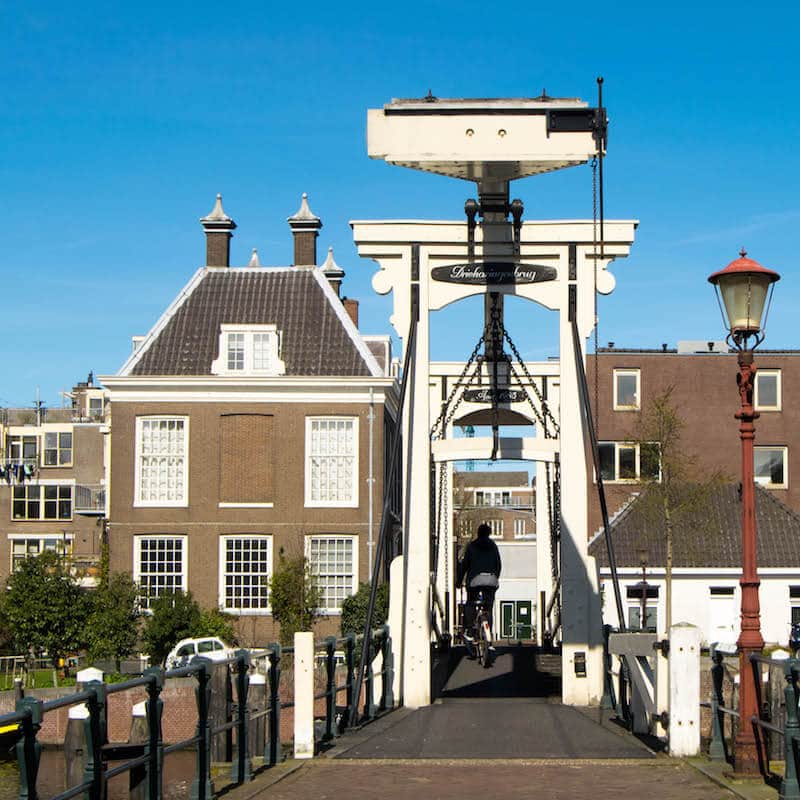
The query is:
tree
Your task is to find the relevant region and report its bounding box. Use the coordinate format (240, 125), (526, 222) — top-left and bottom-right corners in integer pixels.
(268, 550), (321, 646)
(340, 581), (390, 637)
(2, 551), (89, 672)
(195, 608), (237, 644)
(142, 590), (202, 665)
(631, 387), (725, 631)
(85, 573), (141, 670)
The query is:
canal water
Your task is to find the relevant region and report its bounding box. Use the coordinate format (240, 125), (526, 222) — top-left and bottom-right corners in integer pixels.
(0, 750), (196, 799)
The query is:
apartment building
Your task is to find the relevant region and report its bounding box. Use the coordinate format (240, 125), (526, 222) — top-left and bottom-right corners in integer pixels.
(101, 195), (398, 644)
(0, 375), (108, 587)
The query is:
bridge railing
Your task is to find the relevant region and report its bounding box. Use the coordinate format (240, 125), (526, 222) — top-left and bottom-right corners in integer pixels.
(1, 625), (394, 800)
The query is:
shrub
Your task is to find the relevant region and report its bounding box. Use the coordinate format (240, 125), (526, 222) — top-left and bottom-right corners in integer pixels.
(340, 581), (390, 637)
(269, 551), (321, 646)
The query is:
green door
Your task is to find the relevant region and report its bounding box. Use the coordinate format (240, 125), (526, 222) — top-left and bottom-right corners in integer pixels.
(500, 602), (515, 639)
(515, 601), (533, 639)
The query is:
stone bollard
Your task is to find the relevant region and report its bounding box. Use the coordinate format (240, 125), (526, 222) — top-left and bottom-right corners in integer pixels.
(65, 667), (103, 789)
(249, 673), (266, 760)
(129, 701), (148, 800)
(293, 632), (314, 759)
(668, 624), (701, 757)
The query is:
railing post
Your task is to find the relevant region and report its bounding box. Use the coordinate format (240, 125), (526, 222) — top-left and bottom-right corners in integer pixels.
(343, 634), (355, 731)
(232, 650), (251, 784)
(266, 644), (281, 766)
(381, 625), (394, 710)
(363, 635), (376, 721)
(190, 657), (214, 800)
(144, 667), (164, 800)
(781, 660), (800, 800)
(82, 680), (108, 800)
(324, 637), (336, 741)
(709, 647), (727, 762)
(15, 696), (42, 800)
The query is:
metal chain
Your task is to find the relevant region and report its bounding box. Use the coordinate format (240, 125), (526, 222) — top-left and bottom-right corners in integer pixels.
(430, 332), (486, 440)
(502, 329), (560, 436)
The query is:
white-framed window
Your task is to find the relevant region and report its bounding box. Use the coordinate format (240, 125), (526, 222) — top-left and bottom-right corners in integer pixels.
(88, 396), (105, 420)
(475, 490), (512, 506)
(135, 417), (188, 507)
(43, 431), (73, 466)
(219, 535), (272, 613)
(307, 535), (358, 612)
(9, 534), (73, 571)
(134, 535), (187, 610)
(12, 483), (73, 520)
(305, 417), (359, 507)
(7, 435), (37, 463)
(755, 369), (781, 411)
(513, 518), (535, 538)
(613, 369), (640, 410)
(598, 442), (660, 483)
(754, 446), (788, 488)
(626, 584), (658, 631)
(790, 586), (800, 626)
(211, 325), (286, 377)
(487, 519), (504, 538)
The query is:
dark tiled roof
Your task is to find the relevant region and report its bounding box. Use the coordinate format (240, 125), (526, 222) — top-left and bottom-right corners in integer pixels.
(455, 471), (530, 488)
(590, 484), (800, 569)
(130, 269), (373, 377)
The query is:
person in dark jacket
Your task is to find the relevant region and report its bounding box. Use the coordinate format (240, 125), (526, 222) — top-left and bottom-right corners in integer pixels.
(457, 522), (502, 642)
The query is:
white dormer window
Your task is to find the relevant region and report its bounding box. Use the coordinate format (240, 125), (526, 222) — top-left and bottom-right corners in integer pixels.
(212, 325), (286, 376)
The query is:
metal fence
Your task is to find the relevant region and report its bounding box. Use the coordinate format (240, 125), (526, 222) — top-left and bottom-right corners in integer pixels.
(0, 624), (394, 800)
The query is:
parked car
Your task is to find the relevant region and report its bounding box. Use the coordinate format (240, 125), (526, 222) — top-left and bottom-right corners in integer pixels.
(164, 637), (234, 670)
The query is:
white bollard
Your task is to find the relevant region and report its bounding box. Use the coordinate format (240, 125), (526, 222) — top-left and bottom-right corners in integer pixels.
(669, 623), (701, 757)
(293, 632), (315, 759)
(388, 556), (404, 707)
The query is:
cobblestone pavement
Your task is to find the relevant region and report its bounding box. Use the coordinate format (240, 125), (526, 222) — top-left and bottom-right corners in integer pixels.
(252, 759), (738, 800)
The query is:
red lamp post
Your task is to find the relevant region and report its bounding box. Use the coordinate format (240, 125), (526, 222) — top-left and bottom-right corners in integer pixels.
(708, 249), (780, 775)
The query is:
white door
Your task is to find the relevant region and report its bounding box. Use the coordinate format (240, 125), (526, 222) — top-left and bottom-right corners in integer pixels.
(709, 589), (737, 644)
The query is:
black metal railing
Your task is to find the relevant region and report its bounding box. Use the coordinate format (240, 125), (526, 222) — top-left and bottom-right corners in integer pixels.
(703, 650), (800, 800)
(2, 625), (395, 800)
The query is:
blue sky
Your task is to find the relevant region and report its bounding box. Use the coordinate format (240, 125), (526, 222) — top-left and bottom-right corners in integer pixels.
(2, 1), (798, 408)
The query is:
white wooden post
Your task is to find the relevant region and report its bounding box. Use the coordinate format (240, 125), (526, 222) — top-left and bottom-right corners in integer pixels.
(293, 632), (315, 759)
(669, 623), (701, 756)
(388, 555), (404, 706)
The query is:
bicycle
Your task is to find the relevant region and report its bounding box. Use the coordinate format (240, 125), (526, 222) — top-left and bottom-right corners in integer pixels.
(470, 589), (494, 668)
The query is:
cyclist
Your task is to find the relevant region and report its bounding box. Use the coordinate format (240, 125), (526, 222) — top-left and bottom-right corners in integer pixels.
(457, 522), (502, 646)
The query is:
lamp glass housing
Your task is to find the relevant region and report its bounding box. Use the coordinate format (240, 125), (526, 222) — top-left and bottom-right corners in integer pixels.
(716, 272), (772, 337)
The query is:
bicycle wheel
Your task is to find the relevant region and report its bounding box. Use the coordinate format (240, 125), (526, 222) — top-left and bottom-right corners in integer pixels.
(479, 618), (492, 668)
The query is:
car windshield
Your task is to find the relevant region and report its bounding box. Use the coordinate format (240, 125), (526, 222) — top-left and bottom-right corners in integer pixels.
(176, 644), (194, 657)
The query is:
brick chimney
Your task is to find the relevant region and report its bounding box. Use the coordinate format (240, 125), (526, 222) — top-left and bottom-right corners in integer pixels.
(343, 298), (359, 328)
(287, 193), (322, 265)
(200, 194), (236, 267)
(321, 247), (345, 297)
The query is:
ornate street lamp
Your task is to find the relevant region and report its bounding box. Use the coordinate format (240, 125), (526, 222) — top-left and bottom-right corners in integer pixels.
(708, 249), (780, 775)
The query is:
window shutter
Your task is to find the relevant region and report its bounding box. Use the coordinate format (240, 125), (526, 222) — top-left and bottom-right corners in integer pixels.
(219, 414), (274, 502)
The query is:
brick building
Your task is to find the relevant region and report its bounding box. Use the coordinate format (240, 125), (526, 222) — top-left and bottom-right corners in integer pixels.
(0, 375), (109, 587)
(101, 194), (398, 645)
(586, 342), (800, 535)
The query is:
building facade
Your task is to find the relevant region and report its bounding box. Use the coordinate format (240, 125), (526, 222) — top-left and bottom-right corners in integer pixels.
(0, 375), (109, 587)
(586, 343), (800, 535)
(453, 470), (537, 640)
(102, 195), (398, 645)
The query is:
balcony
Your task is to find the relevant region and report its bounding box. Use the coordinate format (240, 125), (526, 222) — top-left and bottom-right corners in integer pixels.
(74, 484), (106, 515)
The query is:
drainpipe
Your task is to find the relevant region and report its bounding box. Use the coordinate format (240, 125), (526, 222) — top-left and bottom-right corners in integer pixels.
(368, 389), (375, 575)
